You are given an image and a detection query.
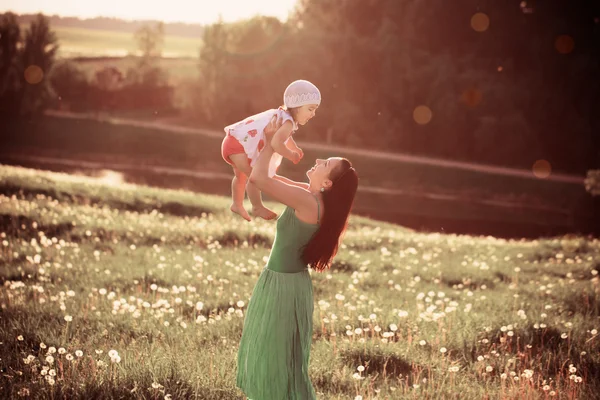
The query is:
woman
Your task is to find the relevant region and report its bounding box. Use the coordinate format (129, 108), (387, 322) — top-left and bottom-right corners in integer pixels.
(236, 117), (359, 399)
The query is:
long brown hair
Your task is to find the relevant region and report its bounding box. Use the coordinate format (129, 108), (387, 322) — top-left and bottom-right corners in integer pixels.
(302, 159), (358, 272)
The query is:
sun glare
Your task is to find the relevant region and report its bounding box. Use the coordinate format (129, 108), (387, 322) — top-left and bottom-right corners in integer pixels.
(98, 170), (125, 186)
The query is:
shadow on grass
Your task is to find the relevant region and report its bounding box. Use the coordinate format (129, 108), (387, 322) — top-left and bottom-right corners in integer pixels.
(441, 277), (498, 290)
(1, 306), (159, 349)
(0, 183), (215, 219)
(526, 241), (593, 263)
(563, 289), (600, 317)
(105, 274), (171, 292)
(339, 347), (414, 378)
(216, 231), (272, 248)
(440, 270), (515, 290)
(330, 260), (359, 273)
(311, 370), (355, 396)
(0, 264), (39, 285)
(0, 213), (75, 240)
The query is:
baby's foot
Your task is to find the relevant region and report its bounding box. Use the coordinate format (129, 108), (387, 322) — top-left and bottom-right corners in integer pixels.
(252, 206), (278, 220)
(231, 204), (251, 221)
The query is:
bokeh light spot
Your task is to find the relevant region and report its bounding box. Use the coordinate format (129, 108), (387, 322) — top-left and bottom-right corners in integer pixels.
(532, 160), (552, 179)
(471, 13), (490, 32)
(462, 88), (483, 107)
(555, 35), (575, 54)
(413, 105), (433, 125)
(497, 66), (503, 72)
(520, 1), (534, 14)
(24, 65), (44, 84)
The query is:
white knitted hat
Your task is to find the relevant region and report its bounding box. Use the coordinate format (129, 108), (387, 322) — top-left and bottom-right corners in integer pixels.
(283, 80), (321, 109)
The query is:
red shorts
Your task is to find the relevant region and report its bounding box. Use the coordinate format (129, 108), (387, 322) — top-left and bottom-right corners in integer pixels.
(221, 134), (248, 166)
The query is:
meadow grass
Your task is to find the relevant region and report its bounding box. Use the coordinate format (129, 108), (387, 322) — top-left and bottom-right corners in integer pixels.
(0, 164), (599, 399)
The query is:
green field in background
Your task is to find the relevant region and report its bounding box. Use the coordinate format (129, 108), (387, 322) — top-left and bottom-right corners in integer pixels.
(19, 24), (202, 58)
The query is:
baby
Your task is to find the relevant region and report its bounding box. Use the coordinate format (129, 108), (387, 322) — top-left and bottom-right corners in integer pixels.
(221, 80), (321, 221)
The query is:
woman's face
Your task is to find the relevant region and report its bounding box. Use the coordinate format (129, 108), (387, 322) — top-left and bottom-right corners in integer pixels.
(295, 104), (319, 125)
(307, 157), (344, 189)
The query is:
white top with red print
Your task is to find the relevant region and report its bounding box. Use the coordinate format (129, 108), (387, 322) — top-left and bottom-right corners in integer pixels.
(224, 107), (298, 176)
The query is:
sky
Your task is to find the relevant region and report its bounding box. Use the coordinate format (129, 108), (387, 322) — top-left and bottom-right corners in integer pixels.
(0, 0), (299, 24)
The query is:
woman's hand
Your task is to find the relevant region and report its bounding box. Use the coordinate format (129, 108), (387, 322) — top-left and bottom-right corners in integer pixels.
(264, 115), (284, 139)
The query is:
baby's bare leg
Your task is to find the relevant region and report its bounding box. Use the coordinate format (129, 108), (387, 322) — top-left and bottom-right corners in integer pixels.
(230, 154), (277, 221)
(228, 155), (251, 221)
(246, 180), (277, 220)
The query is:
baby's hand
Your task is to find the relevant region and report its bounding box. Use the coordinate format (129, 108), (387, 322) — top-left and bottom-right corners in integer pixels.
(291, 151), (302, 164)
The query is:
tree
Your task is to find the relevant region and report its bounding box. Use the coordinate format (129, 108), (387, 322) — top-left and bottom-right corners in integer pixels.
(131, 22), (167, 86)
(195, 18), (230, 123)
(0, 13), (58, 118)
(49, 61), (91, 111)
(20, 13), (59, 117)
(134, 22), (165, 60)
(0, 12), (22, 117)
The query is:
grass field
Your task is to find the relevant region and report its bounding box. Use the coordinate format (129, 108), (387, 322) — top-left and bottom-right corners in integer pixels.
(0, 164), (599, 399)
(30, 25), (203, 59)
(2, 116), (596, 237)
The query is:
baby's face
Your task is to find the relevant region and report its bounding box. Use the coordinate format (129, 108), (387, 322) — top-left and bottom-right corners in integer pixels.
(296, 104), (319, 125)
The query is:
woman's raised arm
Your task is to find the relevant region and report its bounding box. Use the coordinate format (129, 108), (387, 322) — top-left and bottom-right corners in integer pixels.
(249, 142), (315, 213)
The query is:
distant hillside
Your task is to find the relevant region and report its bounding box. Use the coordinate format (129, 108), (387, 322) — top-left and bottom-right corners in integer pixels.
(11, 13), (205, 38)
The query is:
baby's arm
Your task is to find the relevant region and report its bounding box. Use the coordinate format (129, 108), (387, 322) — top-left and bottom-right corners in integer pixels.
(270, 121), (300, 163)
(286, 136), (300, 151)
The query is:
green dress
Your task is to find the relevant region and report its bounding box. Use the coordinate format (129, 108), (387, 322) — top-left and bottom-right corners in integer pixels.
(237, 204), (319, 400)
